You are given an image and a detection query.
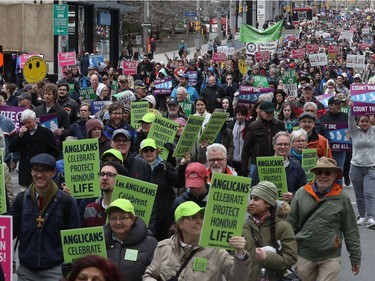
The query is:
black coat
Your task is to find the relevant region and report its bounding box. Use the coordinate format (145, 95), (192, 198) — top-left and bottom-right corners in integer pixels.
(9, 125), (60, 186)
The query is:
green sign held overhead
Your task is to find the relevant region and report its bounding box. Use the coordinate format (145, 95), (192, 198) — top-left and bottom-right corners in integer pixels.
(63, 138), (101, 199)
(111, 175), (158, 226)
(148, 115), (178, 160)
(53, 4), (68, 35)
(131, 101), (149, 128)
(173, 115), (204, 158)
(199, 173), (251, 249)
(252, 75), (269, 88)
(60, 226), (107, 263)
(302, 149), (317, 182)
(256, 156), (288, 199)
(198, 112), (227, 144)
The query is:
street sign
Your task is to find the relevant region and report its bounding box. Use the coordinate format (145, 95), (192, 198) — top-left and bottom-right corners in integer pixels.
(184, 11), (197, 17)
(140, 23), (152, 27)
(136, 35), (142, 45)
(53, 4), (68, 35)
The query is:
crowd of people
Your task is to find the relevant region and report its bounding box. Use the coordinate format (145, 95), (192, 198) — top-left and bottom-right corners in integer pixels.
(1, 5), (375, 281)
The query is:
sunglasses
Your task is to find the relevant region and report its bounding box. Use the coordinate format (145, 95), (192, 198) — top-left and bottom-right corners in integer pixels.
(315, 169), (332, 176)
(142, 147), (156, 153)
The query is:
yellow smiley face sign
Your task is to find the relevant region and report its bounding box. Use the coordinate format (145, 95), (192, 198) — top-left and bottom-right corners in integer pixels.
(238, 59), (247, 76)
(23, 56), (47, 84)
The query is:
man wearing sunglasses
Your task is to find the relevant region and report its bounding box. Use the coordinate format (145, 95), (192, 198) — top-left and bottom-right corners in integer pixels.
(287, 157), (361, 281)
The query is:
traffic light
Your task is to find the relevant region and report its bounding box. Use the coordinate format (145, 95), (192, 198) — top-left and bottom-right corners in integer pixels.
(239, 5), (243, 14)
(0, 46), (3, 75)
(195, 20), (201, 32)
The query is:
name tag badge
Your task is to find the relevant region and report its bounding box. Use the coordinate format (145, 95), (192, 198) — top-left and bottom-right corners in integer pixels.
(124, 249), (138, 261)
(193, 257), (207, 272)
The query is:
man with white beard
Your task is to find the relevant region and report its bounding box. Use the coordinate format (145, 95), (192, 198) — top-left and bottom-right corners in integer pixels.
(206, 143), (237, 186)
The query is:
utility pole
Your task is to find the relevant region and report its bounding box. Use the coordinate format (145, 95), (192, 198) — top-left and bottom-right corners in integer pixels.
(143, 0), (149, 54)
(229, 0), (236, 33)
(242, 1), (247, 24)
(217, 7), (222, 40)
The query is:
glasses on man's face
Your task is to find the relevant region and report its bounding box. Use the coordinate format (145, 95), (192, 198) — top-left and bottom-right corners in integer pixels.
(275, 143), (290, 147)
(31, 168), (52, 175)
(315, 169), (332, 176)
(300, 120), (314, 125)
(114, 138), (129, 144)
(98, 172), (117, 179)
(109, 216), (131, 223)
(208, 158), (226, 163)
(142, 147), (156, 153)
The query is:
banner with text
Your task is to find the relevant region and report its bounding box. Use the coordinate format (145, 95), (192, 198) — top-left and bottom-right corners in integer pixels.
(0, 216), (12, 281)
(302, 149), (317, 182)
(0, 106), (26, 132)
(350, 84), (375, 115)
(0, 150), (5, 214)
(173, 115), (205, 157)
(148, 115), (178, 159)
(131, 102), (149, 128)
(198, 112), (227, 144)
(256, 156), (288, 199)
(153, 78), (172, 95)
(122, 61), (137, 75)
(323, 122), (352, 152)
(61, 226), (106, 263)
(199, 173), (251, 249)
(308, 53), (328, 66)
(112, 175), (157, 226)
(63, 138), (100, 199)
(238, 86), (274, 104)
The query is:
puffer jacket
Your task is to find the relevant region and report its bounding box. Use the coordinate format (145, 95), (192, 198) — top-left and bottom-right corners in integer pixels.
(242, 204), (297, 281)
(105, 219), (157, 281)
(307, 128), (332, 158)
(142, 235), (250, 281)
(287, 182), (361, 266)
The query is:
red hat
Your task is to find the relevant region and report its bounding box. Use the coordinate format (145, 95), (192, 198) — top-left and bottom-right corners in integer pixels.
(185, 162), (206, 188)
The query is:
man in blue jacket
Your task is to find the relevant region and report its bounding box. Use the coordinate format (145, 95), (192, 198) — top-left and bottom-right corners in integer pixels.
(10, 153), (80, 281)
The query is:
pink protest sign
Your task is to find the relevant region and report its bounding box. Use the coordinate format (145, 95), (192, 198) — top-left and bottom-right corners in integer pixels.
(255, 51), (270, 62)
(328, 46), (339, 54)
(0, 216), (13, 281)
(58, 51), (77, 67)
(307, 44), (319, 53)
(291, 48), (305, 59)
(20, 53), (40, 69)
(212, 52), (227, 62)
(122, 61), (137, 75)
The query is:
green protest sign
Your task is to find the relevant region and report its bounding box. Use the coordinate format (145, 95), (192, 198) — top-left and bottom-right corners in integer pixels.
(79, 87), (96, 101)
(111, 175), (157, 226)
(0, 150), (6, 214)
(147, 115), (178, 159)
(180, 100), (194, 116)
(60, 226), (106, 263)
(252, 75), (269, 87)
(302, 149), (317, 182)
(282, 70), (297, 97)
(63, 138), (101, 199)
(199, 173), (251, 249)
(198, 112), (227, 144)
(111, 80), (119, 92)
(341, 106), (349, 114)
(131, 101), (149, 128)
(256, 156), (288, 199)
(173, 115), (205, 158)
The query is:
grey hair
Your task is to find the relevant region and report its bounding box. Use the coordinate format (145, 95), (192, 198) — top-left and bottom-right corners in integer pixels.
(206, 143), (227, 159)
(303, 102), (317, 112)
(272, 131), (291, 146)
(176, 87), (187, 95)
(290, 129), (308, 143)
(20, 109), (36, 122)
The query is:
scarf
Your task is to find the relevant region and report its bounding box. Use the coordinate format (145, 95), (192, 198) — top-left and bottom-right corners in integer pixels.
(30, 181), (58, 213)
(252, 210), (270, 227)
(291, 147), (302, 162)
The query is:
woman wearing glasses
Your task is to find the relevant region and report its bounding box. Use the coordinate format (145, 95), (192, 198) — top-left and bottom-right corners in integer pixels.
(105, 198), (157, 281)
(143, 201), (250, 281)
(136, 138), (179, 241)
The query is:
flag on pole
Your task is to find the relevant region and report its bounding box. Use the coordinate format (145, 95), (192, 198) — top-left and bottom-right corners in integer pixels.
(239, 20), (284, 43)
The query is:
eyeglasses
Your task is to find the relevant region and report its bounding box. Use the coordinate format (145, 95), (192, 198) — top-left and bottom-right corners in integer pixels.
(275, 143), (290, 147)
(208, 158), (226, 163)
(293, 139), (307, 144)
(226, 77), (232, 80)
(31, 168), (52, 175)
(114, 138), (129, 144)
(142, 147), (156, 153)
(109, 216), (131, 223)
(300, 120), (315, 125)
(98, 172), (117, 178)
(315, 170), (332, 176)
(184, 214), (204, 221)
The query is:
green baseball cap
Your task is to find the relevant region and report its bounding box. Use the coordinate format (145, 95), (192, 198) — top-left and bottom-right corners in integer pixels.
(106, 198), (135, 215)
(139, 112), (156, 123)
(101, 149), (124, 163)
(174, 201), (204, 222)
(140, 138), (157, 150)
